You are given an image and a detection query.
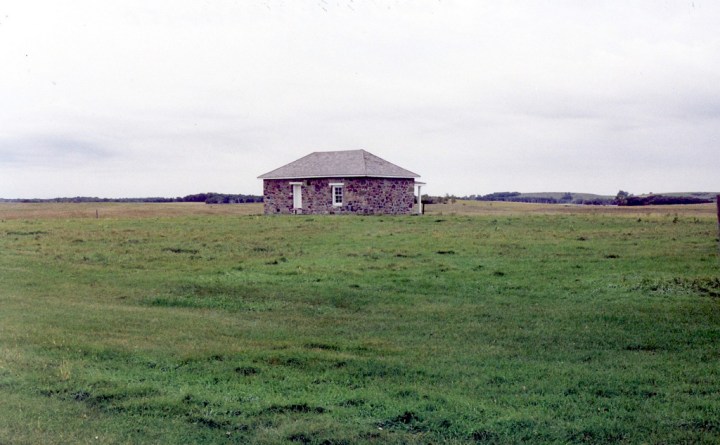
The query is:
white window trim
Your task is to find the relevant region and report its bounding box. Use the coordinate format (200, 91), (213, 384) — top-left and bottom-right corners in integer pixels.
(330, 183), (344, 207)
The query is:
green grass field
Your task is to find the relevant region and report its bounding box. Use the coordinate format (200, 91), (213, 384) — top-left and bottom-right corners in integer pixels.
(1, 202), (718, 444)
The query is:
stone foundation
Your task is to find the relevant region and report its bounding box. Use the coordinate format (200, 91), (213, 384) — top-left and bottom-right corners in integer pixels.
(263, 177), (415, 215)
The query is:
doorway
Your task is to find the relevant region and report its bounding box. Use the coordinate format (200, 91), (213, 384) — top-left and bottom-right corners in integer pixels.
(292, 183), (302, 212)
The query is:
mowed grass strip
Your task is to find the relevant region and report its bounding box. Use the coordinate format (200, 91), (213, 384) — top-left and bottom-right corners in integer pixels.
(0, 206), (718, 444)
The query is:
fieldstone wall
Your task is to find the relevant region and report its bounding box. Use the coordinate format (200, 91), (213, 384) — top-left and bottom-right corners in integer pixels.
(263, 177), (415, 215)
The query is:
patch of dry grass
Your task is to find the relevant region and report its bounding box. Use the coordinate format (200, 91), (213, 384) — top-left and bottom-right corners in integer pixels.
(425, 199), (717, 218)
(0, 202), (263, 220)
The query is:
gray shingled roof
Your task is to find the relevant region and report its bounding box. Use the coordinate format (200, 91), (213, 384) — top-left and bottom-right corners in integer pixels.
(258, 150), (420, 179)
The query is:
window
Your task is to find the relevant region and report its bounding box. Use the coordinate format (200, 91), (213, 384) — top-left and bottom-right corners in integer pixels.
(330, 183), (343, 206)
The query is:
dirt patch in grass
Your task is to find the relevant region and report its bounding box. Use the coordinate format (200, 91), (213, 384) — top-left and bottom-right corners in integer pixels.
(637, 276), (720, 298)
(262, 403), (326, 415)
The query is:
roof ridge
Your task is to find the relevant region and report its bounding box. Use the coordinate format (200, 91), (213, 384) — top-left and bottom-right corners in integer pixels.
(361, 149), (369, 175)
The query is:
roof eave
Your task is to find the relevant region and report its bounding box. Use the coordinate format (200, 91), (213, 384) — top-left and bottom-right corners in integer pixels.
(258, 174), (420, 180)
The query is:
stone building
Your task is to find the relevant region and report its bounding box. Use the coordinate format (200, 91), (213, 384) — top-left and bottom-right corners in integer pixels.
(258, 150), (423, 215)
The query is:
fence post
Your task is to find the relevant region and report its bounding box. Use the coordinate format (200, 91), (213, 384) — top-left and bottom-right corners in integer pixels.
(717, 195), (720, 255)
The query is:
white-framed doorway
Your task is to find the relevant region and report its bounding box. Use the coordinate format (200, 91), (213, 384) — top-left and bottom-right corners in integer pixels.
(290, 182), (303, 213)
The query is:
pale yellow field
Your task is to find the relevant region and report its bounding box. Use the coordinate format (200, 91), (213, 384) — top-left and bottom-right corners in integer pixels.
(0, 200), (716, 220)
(0, 202), (263, 220)
(426, 199), (718, 218)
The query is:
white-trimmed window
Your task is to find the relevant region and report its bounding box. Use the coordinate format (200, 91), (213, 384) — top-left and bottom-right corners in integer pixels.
(330, 183), (344, 206)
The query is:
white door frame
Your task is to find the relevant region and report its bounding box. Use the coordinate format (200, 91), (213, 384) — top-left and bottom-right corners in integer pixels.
(290, 182), (302, 213)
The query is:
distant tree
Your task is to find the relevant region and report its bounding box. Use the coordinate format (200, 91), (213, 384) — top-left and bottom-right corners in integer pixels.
(615, 190), (631, 206)
(421, 194), (448, 204)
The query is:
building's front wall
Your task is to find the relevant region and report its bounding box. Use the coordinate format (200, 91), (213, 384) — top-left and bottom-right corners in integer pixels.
(263, 177), (415, 215)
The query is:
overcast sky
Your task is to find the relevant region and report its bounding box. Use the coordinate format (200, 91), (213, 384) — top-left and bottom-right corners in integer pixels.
(1, 0), (719, 198)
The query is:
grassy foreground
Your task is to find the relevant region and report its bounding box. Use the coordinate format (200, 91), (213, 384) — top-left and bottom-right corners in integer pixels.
(1, 203), (718, 444)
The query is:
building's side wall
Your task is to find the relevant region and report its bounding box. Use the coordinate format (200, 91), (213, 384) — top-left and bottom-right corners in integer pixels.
(263, 177), (415, 215)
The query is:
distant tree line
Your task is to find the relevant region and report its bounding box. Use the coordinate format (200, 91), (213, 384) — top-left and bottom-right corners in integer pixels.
(419, 191), (715, 206)
(614, 190), (712, 206)
(0, 193), (263, 204)
(438, 192), (612, 205)
(179, 193), (263, 204)
(466, 192), (611, 205)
